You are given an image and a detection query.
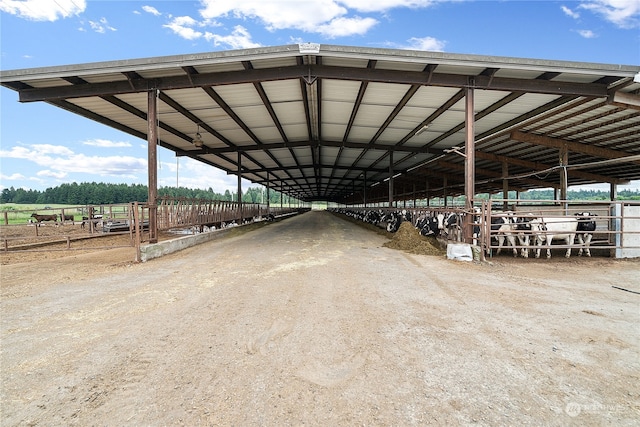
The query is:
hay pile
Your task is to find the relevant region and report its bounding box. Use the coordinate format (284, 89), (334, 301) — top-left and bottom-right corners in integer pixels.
(383, 221), (446, 256)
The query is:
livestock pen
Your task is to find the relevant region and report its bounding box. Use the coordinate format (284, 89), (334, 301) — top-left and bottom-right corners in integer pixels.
(0, 198), (305, 257)
(329, 199), (640, 260)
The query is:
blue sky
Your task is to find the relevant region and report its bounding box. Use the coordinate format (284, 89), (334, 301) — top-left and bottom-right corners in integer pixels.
(1, 0), (639, 195)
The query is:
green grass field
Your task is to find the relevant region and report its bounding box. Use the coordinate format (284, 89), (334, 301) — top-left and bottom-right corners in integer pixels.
(0, 204), (85, 225)
(0, 204), (132, 225)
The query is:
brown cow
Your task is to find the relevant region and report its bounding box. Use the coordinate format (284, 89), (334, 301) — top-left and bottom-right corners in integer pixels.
(30, 213), (58, 223)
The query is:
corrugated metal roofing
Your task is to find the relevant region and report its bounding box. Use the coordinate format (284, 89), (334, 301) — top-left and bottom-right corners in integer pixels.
(1, 44), (639, 203)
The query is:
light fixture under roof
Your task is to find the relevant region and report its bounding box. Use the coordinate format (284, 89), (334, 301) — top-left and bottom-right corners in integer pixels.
(192, 124), (203, 148)
(414, 124), (429, 136)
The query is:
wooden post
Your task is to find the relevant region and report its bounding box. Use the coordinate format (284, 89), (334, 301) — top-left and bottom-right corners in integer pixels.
(133, 202), (141, 262)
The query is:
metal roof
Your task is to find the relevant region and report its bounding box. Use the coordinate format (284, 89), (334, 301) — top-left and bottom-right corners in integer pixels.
(2, 44), (639, 203)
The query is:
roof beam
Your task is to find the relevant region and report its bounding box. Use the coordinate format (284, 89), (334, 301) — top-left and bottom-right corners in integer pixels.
(175, 140), (445, 155)
(474, 150), (628, 184)
(607, 91), (640, 111)
(17, 64), (609, 103)
(511, 130), (640, 166)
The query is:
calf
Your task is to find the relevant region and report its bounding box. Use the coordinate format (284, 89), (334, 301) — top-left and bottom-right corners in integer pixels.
(529, 216), (578, 259)
(574, 212), (597, 257)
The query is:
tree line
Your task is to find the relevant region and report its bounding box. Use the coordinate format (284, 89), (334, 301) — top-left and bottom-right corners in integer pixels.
(1, 182), (638, 205)
(0, 182), (298, 205)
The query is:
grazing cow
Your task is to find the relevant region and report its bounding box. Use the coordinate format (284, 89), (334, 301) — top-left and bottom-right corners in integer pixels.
(574, 212), (598, 257)
(383, 210), (410, 233)
(415, 215), (441, 237)
(437, 212), (462, 241)
(30, 213), (57, 224)
(529, 216), (578, 259)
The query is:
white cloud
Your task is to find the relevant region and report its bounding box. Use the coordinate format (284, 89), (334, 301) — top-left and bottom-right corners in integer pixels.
(160, 158), (247, 191)
(198, 0), (386, 37)
(205, 25), (262, 48)
(0, 144), (147, 177)
(0, 0), (86, 21)
(83, 139), (131, 148)
(37, 169), (67, 179)
(405, 36), (446, 51)
(577, 29), (597, 38)
(561, 5), (580, 19)
(0, 172), (26, 181)
(316, 16), (378, 38)
(340, 0), (436, 13)
(163, 16), (203, 40)
(579, 0), (640, 29)
(142, 5), (161, 16)
(88, 17), (117, 34)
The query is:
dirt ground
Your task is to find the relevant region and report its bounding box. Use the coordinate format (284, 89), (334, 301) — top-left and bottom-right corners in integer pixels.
(1, 210), (638, 426)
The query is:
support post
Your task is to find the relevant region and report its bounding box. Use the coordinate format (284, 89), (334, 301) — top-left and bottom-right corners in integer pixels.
(560, 145), (568, 212)
(363, 172), (367, 208)
(266, 172), (271, 214)
(502, 161), (509, 210)
(147, 90), (158, 243)
(610, 182), (617, 201)
(237, 151), (243, 223)
(388, 151), (394, 208)
(464, 83), (476, 243)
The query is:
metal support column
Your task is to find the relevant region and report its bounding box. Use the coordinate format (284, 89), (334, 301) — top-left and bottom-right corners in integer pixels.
(237, 151), (243, 223)
(363, 172), (367, 208)
(464, 83), (476, 243)
(559, 145), (568, 212)
(147, 90), (158, 243)
(502, 162), (509, 210)
(388, 151), (394, 208)
(266, 172), (271, 214)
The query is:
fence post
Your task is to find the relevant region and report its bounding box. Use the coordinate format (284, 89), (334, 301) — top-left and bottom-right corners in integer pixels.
(133, 202), (141, 262)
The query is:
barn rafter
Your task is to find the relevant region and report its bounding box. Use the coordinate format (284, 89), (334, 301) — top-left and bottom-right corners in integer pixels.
(1, 43), (639, 206)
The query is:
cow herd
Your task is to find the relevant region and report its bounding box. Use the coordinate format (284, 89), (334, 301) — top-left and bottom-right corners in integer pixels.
(332, 208), (599, 259)
(29, 212), (104, 230)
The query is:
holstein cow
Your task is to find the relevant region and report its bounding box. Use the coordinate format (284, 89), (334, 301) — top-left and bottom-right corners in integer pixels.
(491, 212), (519, 257)
(574, 212), (598, 257)
(436, 212), (462, 241)
(529, 216), (578, 259)
(415, 214), (441, 237)
(30, 213), (58, 224)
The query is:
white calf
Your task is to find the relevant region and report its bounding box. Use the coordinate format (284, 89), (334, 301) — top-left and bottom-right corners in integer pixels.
(529, 216), (578, 259)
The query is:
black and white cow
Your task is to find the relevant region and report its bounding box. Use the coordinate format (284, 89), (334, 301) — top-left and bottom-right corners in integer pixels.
(574, 212), (598, 257)
(436, 212), (462, 241)
(491, 212), (519, 257)
(415, 214), (441, 237)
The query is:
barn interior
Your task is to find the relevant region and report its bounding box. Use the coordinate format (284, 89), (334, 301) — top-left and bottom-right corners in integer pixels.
(1, 43), (639, 207)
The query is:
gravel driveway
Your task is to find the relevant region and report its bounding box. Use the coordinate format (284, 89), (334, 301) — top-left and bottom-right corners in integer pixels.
(1, 210), (638, 426)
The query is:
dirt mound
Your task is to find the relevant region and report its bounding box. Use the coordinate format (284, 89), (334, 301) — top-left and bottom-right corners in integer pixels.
(383, 221), (445, 256)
